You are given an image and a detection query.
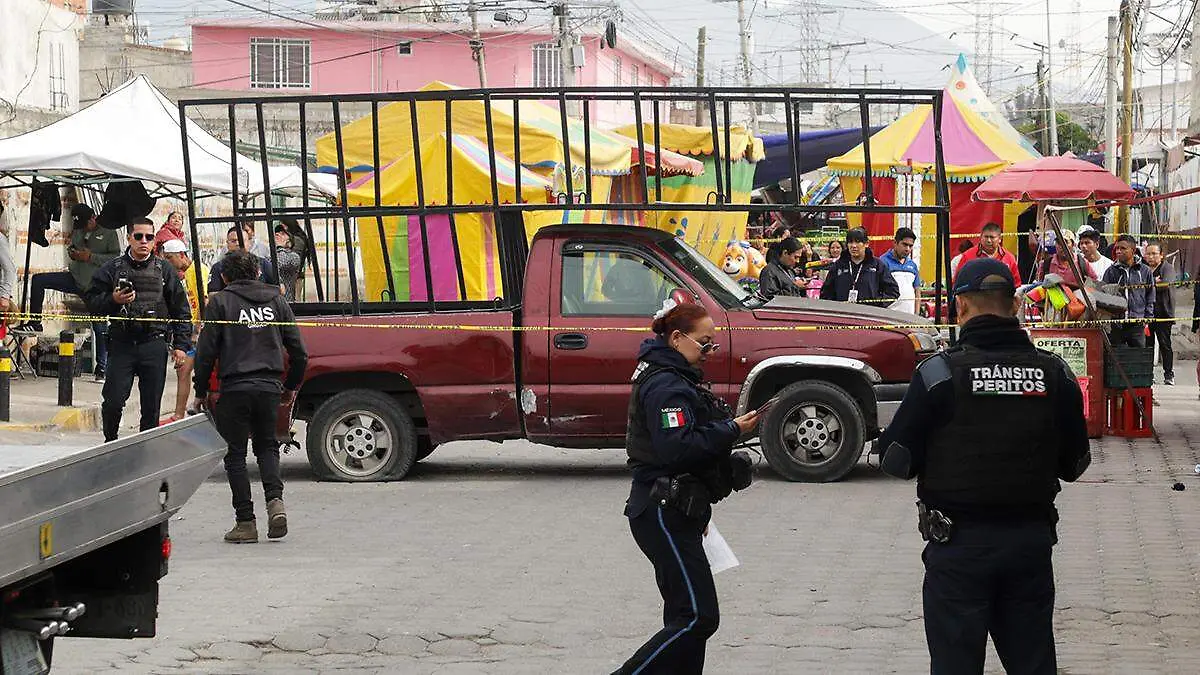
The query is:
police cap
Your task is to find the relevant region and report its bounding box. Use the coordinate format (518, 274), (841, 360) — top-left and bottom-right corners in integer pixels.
(953, 257), (1015, 295)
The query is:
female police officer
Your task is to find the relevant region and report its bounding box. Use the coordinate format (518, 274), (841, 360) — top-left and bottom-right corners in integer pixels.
(614, 300), (760, 674)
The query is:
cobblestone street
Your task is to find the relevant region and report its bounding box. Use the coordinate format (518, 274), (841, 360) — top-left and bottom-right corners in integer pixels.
(39, 362), (1200, 673)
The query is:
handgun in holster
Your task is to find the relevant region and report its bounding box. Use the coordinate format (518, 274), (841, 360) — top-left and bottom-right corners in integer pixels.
(651, 475), (710, 519)
(916, 500), (953, 543)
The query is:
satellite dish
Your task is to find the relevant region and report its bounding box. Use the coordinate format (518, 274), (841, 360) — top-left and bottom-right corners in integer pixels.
(605, 20), (617, 49)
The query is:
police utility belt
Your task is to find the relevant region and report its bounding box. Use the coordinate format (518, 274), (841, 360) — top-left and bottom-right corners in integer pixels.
(916, 501), (954, 544)
(650, 474), (711, 519)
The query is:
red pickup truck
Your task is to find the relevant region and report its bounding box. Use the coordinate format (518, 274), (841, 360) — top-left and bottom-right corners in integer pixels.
(289, 222), (940, 483)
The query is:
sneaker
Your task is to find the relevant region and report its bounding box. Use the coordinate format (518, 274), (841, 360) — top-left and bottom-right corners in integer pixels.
(266, 499), (287, 540)
(93, 367), (105, 382)
(13, 321), (42, 333)
(223, 521), (258, 544)
(265, 497), (285, 538)
(1164, 376), (1175, 386)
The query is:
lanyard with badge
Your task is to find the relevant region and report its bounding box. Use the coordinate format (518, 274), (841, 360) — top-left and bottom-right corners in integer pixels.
(847, 261), (864, 303)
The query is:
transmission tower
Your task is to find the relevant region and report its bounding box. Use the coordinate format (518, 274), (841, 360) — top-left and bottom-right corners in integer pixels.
(1063, 0), (1083, 84)
(793, 0), (825, 84)
(973, 0), (995, 94)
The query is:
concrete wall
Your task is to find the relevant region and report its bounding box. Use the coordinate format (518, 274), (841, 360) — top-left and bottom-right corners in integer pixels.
(79, 19), (192, 106)
(0, 0), (83, 114)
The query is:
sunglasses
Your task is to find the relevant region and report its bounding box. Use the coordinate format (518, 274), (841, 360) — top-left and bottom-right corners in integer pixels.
(131, 232), (154, 242)
(682, 332), (720, 355)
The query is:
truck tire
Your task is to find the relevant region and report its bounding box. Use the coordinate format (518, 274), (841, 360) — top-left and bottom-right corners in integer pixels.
(306, 390), (418, 482)
(759, 381), (866, 482)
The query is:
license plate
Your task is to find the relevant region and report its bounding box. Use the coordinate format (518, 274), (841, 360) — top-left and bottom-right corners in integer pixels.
(0, 629), (49, 675)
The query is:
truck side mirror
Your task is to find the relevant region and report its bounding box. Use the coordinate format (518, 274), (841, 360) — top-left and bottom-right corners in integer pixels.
(670, 288), (697, 306)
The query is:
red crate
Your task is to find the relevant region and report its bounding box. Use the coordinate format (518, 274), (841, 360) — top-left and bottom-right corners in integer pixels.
(1103, 388), (1154, 438)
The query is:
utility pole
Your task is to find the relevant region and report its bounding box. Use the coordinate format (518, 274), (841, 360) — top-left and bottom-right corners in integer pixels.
(1171, 51), (1180, 140)
(1118, 0), (1135, 234)
(695, 27), (707, 126)
(1044, 0), (1059, 155)
(736, 0), (758, 134)
(554, 2), (579, 116)
(1105, 15), (1118, 173)
(468, 0), (487, 87)
(1036, 59), (1050, 153)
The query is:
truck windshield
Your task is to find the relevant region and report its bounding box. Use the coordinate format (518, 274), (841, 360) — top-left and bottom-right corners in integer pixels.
(662, 238), (762, 309)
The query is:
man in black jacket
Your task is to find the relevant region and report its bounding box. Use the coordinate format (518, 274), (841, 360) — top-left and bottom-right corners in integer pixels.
(877, 258), (1090, 674)
(85, 218), (192, 441)
(1143, 243), (1175, 385)
(194, 250), (308, 544)
(819, 227), (900, 305)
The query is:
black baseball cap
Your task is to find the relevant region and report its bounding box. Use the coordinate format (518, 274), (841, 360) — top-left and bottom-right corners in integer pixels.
(953, 258), (1015, 295)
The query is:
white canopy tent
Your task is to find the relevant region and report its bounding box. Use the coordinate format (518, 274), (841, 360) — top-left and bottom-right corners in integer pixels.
(0, 75), (335, 198)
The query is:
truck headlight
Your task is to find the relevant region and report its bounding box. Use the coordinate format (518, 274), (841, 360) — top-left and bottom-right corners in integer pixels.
(907, 331), (938, 353)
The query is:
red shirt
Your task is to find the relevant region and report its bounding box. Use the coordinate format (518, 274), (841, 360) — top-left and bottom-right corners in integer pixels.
(153, 223), (186, 253)
(952, 245), (1022, 285)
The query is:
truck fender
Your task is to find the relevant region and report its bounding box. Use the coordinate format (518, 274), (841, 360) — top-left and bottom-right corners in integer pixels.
(735, 355), (881, 415)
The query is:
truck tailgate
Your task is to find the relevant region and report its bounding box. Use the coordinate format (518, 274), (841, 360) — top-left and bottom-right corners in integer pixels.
(0, 416), (225, 589)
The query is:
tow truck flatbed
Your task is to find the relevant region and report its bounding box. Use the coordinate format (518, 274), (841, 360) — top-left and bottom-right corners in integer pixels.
(0, 416), (225, 591)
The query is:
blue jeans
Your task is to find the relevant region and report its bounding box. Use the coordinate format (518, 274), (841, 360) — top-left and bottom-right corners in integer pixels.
(28, 271), (108, 370)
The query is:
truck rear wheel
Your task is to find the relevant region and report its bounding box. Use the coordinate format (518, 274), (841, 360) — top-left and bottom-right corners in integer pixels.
(306, 390), (418, 482)
(759, 381), (866, 482)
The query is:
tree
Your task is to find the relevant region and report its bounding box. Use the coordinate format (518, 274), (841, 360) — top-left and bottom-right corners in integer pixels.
(1017, 112), (1098, 156)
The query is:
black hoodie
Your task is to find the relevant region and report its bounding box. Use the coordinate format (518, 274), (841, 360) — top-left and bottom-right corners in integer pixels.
(819, 248), (900, 304)
(193, 279), (308, 396)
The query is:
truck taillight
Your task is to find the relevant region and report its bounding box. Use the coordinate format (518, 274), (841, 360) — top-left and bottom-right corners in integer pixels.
(161, 536), (172, 561)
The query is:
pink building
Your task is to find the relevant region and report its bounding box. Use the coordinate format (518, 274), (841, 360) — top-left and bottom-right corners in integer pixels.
(189, 19), (677, 127)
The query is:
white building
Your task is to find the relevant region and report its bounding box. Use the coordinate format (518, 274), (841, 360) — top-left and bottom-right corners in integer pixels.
(1, 0), (83, 122)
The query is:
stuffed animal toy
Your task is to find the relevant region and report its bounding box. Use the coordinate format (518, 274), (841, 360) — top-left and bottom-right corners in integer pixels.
(721, 241), (765, 282)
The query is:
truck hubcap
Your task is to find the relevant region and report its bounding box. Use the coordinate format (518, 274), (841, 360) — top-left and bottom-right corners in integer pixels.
(326, 410), (393, 477)
(781, 403), (842, 465)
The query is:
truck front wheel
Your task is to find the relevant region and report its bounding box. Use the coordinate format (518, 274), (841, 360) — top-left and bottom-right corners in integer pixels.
(306, 390), (418, 482)
(759, 381), (866, 482)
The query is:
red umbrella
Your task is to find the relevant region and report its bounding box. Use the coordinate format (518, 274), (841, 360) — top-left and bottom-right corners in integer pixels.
(972, 156), (1134, 202)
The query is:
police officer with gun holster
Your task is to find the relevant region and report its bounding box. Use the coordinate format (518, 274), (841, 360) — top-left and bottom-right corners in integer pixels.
(613, 301), (759, 675)
(876, 258), (1091, 674)
(86, 218), (191, 441)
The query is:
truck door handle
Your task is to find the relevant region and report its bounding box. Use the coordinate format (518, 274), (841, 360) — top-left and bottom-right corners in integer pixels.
(554, 333), (589, 350)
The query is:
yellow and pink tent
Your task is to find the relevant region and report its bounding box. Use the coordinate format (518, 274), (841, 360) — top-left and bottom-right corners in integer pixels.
(827, 86), (1038, 283)
(614, 123), (764, 262)
(345, 133), (553, 303)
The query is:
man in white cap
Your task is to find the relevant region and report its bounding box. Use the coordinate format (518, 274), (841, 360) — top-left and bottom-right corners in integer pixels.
(161, 237), (207, 422)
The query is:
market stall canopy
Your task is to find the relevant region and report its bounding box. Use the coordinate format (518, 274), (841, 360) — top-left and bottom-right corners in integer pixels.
(972, 156), (1135, 202)
(753, 127), (883, 188)
(826, 90), (1037, 182)
(945, 54), (1041, 158)
(317, 81), (648, 178)
(615, 123), (766, 163)
(0, 75), (333, 198)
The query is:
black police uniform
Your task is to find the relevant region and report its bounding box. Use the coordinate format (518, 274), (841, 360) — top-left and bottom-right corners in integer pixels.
(86, 251), (191, 441)
(615, 337), (742, 675)
(878, 311), (1091, 675)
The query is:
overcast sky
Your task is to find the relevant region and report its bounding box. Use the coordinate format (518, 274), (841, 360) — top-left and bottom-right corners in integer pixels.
(129, 0), (1193, 98)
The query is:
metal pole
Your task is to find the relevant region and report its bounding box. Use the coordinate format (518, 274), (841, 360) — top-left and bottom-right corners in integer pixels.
(469, 0), (487, 87)
(1037, 59), (1049, 154)
(555, 2), (578, 116)
(737, 0), (758, 135)
(57, 330), (73, 407)
(1045, 0), (1059, 155)
(0, 347), (11, 421)
(1105, 15), (1119, 174)
(695, 27), (707, 127)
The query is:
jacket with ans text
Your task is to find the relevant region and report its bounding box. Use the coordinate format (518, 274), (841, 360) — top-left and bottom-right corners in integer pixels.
(193, 279), (308, 396)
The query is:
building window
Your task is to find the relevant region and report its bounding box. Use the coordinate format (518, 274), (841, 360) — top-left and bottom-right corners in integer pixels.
(631, 64), (639, 87)
(613, 56), (622, 86)
(396, 40), (413, 56)
(532, 42), (561, 87)
(798, 100), (815, 114)
(250, 37), (311, 89)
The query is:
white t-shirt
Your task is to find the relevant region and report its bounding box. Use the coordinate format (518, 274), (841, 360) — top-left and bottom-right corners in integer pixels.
(1087, 254), (1113, 279)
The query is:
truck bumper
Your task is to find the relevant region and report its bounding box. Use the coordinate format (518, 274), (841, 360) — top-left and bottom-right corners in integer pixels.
(873, 383), (909, 430)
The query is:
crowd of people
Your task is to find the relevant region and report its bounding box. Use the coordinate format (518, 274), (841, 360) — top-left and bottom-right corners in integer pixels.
(5, 206), (309, 542)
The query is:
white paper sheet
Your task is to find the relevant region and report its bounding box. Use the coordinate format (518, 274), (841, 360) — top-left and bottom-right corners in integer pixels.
(702, 521), (740, 574)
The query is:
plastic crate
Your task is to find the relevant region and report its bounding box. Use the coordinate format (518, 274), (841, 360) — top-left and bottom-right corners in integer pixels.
(1103, 346), (1154, 388)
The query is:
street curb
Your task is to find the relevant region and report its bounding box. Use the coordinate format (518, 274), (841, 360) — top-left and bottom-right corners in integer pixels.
(49, 405), (101, 432)
(0, 422), (55, 432)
